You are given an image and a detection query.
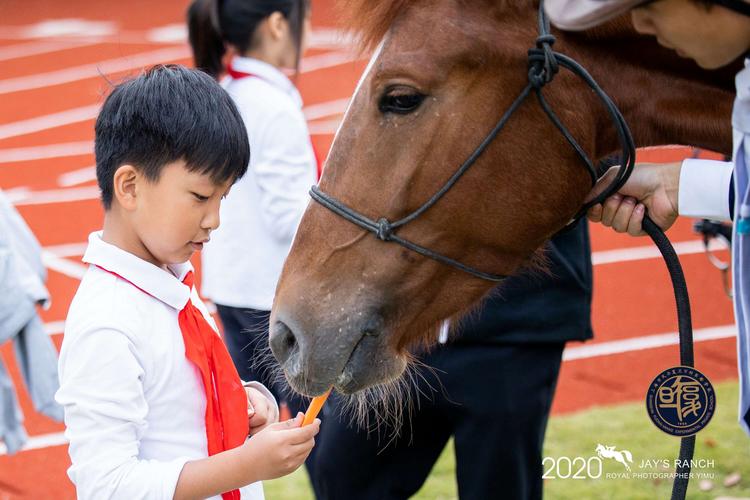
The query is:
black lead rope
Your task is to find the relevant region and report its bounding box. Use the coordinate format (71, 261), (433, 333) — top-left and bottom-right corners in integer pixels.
(311, 3), (696, 497)
(643, 215), (696, 500)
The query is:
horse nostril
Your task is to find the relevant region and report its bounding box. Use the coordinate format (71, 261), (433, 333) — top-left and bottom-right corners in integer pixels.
(362, 327), (378, 337)
(269, 320), (298, 364)
(361, 315), (382, 338)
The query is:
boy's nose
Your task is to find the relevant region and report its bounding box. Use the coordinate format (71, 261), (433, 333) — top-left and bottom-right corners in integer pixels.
(202, 205), (221, 230)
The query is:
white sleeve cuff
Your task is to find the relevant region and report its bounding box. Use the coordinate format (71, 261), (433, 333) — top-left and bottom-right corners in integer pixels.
(243, 381), (280, 423)
(678, 158), (733, 221)
(161, 457), (193, 500)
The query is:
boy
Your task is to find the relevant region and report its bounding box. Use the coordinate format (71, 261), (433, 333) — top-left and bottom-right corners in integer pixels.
(55, 65), (319, 500)
(545, 0), (750, 435)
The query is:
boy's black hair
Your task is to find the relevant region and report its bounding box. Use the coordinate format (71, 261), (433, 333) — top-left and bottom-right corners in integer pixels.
(95, 64), (250, 210)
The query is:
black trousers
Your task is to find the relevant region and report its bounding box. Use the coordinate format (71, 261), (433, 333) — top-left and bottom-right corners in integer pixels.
(310, 342), (565, 500)
(216, 304), (305, 414)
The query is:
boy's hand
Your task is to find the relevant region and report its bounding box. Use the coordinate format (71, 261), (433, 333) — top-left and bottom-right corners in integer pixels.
(246, 387), (277, 436)
(240, 413), (320, 481)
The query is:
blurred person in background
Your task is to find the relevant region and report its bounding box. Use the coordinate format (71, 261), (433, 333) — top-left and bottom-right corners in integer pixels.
(0, 189), (63, 455)
(188, 0), (317, 418)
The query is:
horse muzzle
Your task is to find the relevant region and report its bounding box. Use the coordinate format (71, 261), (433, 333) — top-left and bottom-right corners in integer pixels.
(269, 307), (407, 396)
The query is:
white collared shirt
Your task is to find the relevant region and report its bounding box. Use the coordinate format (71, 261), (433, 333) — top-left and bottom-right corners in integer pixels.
(56, 232), (272, 499)
(201, 57), (317, 310)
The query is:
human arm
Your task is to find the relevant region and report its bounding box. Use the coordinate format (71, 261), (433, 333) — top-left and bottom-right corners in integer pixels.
(587, 159), (733, 235)
(57, 326), (318, 500)
(56, 327), (193, 499)
(252, 108), (317, 242)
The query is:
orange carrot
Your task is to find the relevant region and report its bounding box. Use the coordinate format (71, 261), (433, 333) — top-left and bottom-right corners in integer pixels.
(302, 388), (332, 426)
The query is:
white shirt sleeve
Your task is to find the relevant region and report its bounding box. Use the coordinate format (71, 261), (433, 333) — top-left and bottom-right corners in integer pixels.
(678, 158), (734, 221)
(56, 327), (189, 500)
(252, 108), (316, 242)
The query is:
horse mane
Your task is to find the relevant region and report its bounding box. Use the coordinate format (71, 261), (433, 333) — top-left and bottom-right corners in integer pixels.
(336, 0), (540, 52)
(335, 0), (411, 52)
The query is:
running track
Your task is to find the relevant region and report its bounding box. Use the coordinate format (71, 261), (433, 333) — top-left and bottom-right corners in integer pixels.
(0, 1), (737, 497)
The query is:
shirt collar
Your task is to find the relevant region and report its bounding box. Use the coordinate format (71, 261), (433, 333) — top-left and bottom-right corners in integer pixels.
(229, 56), (303, 108)
(82, 231), (193, 310)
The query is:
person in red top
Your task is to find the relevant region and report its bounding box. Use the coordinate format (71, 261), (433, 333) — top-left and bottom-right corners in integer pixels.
(55, 65), (319, 500)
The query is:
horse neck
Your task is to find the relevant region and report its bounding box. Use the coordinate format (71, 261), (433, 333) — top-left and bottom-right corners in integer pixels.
(561, 28), (738, 158)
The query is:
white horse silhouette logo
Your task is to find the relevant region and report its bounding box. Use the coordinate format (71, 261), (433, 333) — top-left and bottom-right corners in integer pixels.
(595, 444), (634, 471)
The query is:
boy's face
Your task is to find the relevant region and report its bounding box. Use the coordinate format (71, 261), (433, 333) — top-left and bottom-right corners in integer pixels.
(131, 161), (232, 267)
(631, 0), (750, 69)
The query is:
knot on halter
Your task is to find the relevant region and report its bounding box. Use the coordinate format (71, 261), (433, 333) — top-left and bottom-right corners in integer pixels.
(376, 218), (393, 241)
(527, 34), (558, 89)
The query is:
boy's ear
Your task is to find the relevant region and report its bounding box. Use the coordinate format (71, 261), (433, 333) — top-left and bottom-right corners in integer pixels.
(112, 164), (139, 211)
(267, 11), (287, 41)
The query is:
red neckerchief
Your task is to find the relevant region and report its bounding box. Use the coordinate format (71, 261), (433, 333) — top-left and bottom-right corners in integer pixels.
(227, 63), (322, 180)
(95, 265), (247, 500)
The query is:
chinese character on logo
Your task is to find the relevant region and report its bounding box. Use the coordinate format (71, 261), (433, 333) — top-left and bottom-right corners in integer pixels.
(657, 376), (702, 422)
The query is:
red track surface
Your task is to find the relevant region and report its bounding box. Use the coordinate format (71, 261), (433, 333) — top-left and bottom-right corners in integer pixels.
(0, 1), (737, 497)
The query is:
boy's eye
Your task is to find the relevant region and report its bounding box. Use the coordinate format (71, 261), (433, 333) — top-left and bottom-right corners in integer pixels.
(192, 192), (209, 202)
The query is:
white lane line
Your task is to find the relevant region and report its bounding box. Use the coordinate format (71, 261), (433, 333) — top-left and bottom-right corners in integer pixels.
(0, 104), (100, 141)
(563, 324), (736, 361)
(145, 24), (187, 43)
(0, 46), (190, 95)
(58, 165), (96, 187)
(308, 118), (343, 136)
(0, 39), (98, 62)
(298, 51), (358, 73)
(44, 321), (66, 336)
(8, 186), (100, 206)
(592, 239), (729, 266)
(0, 431), (67, 456)
(303, 98), (350, 121)
(41, 251), (87, 279)
(307, 29), (355, 49)
(0, 141), (93, 163)
(11, 19), (116, 39)
(43, 242), (89, 258)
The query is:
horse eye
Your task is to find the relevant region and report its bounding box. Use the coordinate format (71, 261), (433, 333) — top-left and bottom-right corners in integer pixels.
(378, 90), (425, 115)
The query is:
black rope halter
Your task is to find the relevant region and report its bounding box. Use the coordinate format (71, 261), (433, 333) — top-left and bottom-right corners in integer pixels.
(310, 4), (697, 498)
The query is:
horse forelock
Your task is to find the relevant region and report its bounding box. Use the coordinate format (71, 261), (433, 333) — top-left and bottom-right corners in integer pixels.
(337, 0), (540, 54)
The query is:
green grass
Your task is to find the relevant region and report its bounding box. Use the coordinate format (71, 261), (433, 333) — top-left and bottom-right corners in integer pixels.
(264, 381), (749, 499)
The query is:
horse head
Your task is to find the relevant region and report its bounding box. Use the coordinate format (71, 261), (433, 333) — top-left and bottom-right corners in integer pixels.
(269, 0), (735, 400)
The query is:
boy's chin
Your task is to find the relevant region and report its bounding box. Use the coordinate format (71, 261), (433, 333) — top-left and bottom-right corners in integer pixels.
(159, 248), (196, 266)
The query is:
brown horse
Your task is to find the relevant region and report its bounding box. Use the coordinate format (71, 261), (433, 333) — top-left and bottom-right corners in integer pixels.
(269, 0), (736, 404)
